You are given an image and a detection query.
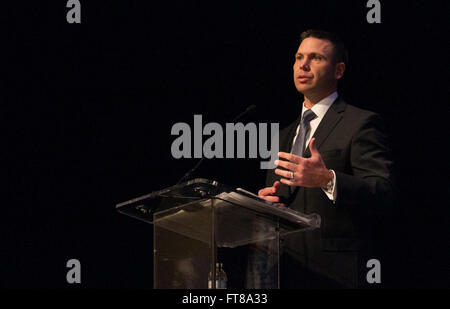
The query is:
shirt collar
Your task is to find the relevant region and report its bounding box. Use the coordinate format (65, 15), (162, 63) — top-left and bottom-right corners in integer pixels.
(301, 91), (338, 120)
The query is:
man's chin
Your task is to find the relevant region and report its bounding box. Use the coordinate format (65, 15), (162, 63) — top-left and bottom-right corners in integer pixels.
(295, 85), (312, 94)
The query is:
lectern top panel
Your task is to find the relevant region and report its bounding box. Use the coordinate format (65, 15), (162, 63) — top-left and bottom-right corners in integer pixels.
(116, 178), (320, 231)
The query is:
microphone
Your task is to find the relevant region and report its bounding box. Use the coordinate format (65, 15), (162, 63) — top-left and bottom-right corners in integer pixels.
(176, 104), (257, 185)
(230, 104), (256, 122)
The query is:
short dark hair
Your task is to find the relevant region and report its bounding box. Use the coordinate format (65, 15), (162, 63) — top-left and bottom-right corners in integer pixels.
(300, 29), (348, 66)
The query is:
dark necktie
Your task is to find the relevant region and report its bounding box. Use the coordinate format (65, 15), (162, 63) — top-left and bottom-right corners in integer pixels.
(291, 109), (316, 157)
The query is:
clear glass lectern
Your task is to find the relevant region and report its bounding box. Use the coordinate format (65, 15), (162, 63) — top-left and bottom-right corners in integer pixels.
(116, 178), (320, 289)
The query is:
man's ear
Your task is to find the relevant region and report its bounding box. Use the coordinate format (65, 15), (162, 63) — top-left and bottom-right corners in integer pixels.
(335, 62), (346, 80)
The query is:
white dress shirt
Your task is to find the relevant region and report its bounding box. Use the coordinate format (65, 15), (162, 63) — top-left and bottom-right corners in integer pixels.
(291, 91), (338, 202)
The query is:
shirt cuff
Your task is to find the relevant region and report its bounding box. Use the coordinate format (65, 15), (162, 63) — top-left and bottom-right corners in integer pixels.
(321, 169), (337, 204)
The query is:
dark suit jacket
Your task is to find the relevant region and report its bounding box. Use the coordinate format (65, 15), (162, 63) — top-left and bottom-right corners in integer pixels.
(266, 97), (394, 287)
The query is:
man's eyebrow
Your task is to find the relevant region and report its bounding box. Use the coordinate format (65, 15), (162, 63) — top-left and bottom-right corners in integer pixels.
(296, 52), (327, 58)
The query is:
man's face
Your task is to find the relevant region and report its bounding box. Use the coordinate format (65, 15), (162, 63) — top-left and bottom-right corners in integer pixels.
(293, 37), (343, 98)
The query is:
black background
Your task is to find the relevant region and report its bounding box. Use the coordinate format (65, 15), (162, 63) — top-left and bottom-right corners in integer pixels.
(2, 1), (449, 288)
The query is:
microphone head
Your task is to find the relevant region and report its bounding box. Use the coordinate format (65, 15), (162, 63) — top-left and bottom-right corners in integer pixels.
(246, 104), (257, 112)
(230, 104), (257, 123)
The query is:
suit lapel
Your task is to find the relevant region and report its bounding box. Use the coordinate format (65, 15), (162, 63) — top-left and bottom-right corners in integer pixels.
(303, 97), (346, 157)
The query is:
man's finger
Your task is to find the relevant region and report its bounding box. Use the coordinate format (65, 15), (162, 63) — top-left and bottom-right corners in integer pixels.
(275, 159), (298, 171)
(309, 138), (319, 157)
(275, 168), (293, 179)
(273, 181), (281, 191)
(280, 178), (295, 187)
(259, 184), (280, 196)
(278, 152), (303, 164)
(258, 187), (274, 196)
(261, 195), (280, 203)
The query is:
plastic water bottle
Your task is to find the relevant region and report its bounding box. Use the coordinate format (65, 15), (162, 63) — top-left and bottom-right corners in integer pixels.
(208, 262), (227, 289)
(219, 263), (228, 289)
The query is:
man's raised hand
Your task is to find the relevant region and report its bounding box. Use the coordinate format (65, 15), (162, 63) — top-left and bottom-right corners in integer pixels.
(275, 138), (333, 188)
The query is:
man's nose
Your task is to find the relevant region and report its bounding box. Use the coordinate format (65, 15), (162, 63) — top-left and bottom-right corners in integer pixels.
(298, 59), (310, 71)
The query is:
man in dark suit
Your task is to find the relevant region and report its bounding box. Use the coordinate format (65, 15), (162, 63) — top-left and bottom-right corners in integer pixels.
(258, 30), (394, 288)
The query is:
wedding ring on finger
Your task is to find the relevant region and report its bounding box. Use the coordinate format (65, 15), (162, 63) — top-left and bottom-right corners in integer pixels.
(289, 171), (294, 180)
